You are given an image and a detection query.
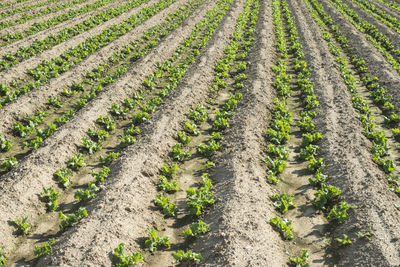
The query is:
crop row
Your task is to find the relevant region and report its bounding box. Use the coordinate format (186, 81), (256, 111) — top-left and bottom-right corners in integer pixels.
(349, 0), (400, 33)
(0, 0), (143, 68)
(376, 0), (400, 14)
(328, 0), (400, 73)
(0, 0), (178, 109)
(0, 0), (31, 9)
(54, 0), (235, 263)
(0, 0), (89, 32)
(1, 0), (234, 263)
(306, 0), (400, 194)
(134, 0), (259, 264)
(0, 0), (206, 175)
(268, 0), (353, 262)
(0, 0), (61, 21)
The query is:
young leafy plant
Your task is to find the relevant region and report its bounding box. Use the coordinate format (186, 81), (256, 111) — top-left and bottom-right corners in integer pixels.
(144, 228), (170, 252)
(74, 182), (100, 202)
(158, 176), (178, 193)
(266, 156), (286, 175)
(204, 161), (215, 169)
(172, 143), (191, 161)
(290, 249), (309, 267)
(184, 121), (200, 136)
(182, 220), (210, 239)
(188, 104), (207, 123)
(299, 144), (318, 161)
(336, 234), (352, 247)
(272, 193), (296, 214)
(53, 168), (72, 188)
(0, 247), (6, 266)
(197, 140), (220, 157)
(0, 157), (18, 171)
(307, 157), (324, 173)
(99, 152), (119, 166)
(59, 207), (88, 231)
(308, 169), (327, 187)
(66, 153), (86, 170)
(41, 187), (61, 211)
(34, 238), (55, 257)
(269, 216), (294, 240)
(9, 216), (30, 235)
(172, 250), (202, 263)
(186, 174), (214, 216)
(87, 129), (109, 142)
(96, 116), (115, 131)
(313, 184), (341, 210)
(154, 193), (179, 217)
(82, 137), (102, 154)
(0, 135), (12, 152)
(267, 144), (289, 160)
(132, 112), (150, 125)
(119, 134), (136, 148)
(327, 201), (350, 223)
(176, 131), (191, 145)
(92, 166), (111, 183)
(160, 163), (178, 179)
(301, 132), (322, 146)
(113, 243), (143, 267)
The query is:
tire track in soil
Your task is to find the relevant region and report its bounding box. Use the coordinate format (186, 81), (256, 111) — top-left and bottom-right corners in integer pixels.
(0, 0), (73, 27)
(35, 1), (248, 265)
(298, 0), (400, 265)
(0, 0), (159, 84)
(189, 1), (289, 266)
(0, 0), (179, 135)
(0, 0), (216, 260)
(319, 0), (400, 111)
(341, 0), (400, 48)
(0, 0), (126, 56)
(0, 0), (98, 37)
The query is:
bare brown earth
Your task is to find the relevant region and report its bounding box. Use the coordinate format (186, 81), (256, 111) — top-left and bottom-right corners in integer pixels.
(0, 0), (399, 265)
